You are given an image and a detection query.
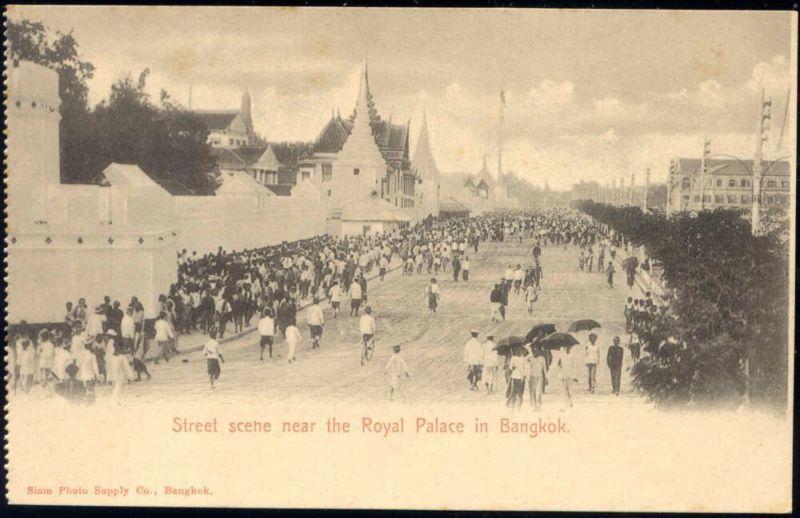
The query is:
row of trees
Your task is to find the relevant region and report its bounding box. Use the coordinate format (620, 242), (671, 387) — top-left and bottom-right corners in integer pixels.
(8, 19), (219, 194)
(573, 201), (789, 410)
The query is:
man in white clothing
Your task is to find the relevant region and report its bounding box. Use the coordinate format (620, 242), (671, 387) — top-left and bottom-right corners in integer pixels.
(285, 323), (302, 364)
(306, 298), (325, 349)
(463, 330), (483, 391)
(258, 309), (275, 361)
(482, 334), (499, 394)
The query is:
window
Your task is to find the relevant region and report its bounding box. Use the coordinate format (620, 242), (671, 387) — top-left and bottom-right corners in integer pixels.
(781, 180), (790, 189)
(322, 164), (333, 182)
(353, 168), (360, 176)
(702, 195), (711, 203)
(326, 189), (332, 197)
(716, 179), (722, 187)
(767, 180), (776, 188)
(741, 195), (750, 204)
(714, 195), (724, 204)
(693, 195), (700, 202)
(682, 177), (691, 190)
(727, 195), (736, 204)
(229, 138), (234, 145)
(728, 179), (735, 188)
(765, 195), (775, 204)
(740, 179), (749, 188)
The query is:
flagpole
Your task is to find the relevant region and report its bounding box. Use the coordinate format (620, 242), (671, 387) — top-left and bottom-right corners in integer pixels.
(498, 88), (504, 186)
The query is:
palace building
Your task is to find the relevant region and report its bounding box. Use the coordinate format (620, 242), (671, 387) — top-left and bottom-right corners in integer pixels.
(194, 90), (258, 148)
(298, 61), (420, 216)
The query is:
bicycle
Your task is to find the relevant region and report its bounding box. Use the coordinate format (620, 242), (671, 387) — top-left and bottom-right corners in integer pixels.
(360, 334), (375, 365)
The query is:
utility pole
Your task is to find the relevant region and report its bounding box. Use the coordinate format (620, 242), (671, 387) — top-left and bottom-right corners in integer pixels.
(629, 171), (635, 206)
(752, 89), (772, 235)
(643, 168), (650, 212)
(619, 176), (625, 206)
(611, 179), (617, 204)
(699, 137), (711, 210)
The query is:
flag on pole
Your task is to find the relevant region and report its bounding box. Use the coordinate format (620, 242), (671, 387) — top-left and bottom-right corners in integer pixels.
(500, 88), (507, 107)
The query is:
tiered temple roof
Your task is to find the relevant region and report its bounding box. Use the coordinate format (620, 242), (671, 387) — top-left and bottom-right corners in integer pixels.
(312, 61), (411, 172)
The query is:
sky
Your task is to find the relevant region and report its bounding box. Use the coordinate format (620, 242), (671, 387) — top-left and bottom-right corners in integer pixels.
(8, 6), (796, 190)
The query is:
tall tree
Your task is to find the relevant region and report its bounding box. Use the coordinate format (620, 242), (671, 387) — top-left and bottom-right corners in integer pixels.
(7, 18), (102, 183)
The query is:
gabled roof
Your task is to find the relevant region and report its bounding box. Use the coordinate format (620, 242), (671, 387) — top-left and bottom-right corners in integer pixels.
(193, 111), (238, 131)
(675, 157), (791, 177)
(212, 147), (265, 170)
(217, 170), (274, 196)
(477, 155), (495, 186)
(314, 116), (354, 153)
(413, 112), (441, 182)
(253, 145), (283, 171)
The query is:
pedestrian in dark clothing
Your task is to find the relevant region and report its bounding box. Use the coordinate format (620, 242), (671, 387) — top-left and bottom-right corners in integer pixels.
(607, 336), (624, 395)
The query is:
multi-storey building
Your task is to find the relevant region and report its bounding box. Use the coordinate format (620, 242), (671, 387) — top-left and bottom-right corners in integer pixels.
(667, 157), (791, 214)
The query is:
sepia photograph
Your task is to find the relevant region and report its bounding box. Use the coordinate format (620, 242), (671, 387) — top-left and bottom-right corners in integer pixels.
(3, 5), (796, 512)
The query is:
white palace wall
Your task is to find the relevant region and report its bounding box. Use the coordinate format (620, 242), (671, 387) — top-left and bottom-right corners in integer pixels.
(174, 191), (326, 256)
(6, 60), (327, 324)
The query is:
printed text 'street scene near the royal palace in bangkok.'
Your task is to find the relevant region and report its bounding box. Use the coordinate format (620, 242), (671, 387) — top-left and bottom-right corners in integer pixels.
(3, 6), (797, 513)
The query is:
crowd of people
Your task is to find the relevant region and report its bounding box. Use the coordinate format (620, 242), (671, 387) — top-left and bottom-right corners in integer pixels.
(6, 207), (667, 406)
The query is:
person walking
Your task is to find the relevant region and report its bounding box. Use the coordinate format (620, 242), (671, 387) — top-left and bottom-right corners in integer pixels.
(329, 280), (342, 318)
(556, 348), (576, 410)
(349, 279), (363, 316)
(482, 334), (498, 394)
(507, 349), (527, 410)
(452, 255), (461, 282)
(384, 345), (410, 401)
(584, 333), (600, 393)
(607, 336), (624, 395)
(154, 312), (175, 364)
(606, 261), (616, 288)
(426, 278), (440, 314)
(490, 284), (503, 323)
(306, 297), (325, 349)
(108, 341), (134, 404)
(462, 256), (470, 281)
(525, 283), (538, 315)
(463, 330), (483, 391)
(285, 322), (302, 364)
(528, 345), (548, 411)
(258, 309), (275, 360)
(202, 330), (225, 389)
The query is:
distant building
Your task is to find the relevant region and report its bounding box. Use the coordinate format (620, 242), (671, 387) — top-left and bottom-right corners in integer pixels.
(298, 60), (418, 214)
(412, 111), (442, 219)
(667, 157), (791, 214)
(194, 90), (257, 148)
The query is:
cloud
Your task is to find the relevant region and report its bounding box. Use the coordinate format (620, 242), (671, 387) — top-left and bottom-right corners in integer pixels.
(526, 80), (575, 109)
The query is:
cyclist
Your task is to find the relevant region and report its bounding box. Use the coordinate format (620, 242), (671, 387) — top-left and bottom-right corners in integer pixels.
(359, 306), (377, 363)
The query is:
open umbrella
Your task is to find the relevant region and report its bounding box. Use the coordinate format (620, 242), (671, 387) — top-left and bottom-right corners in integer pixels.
(525, 323), (557, 343)
(494, 336), (527, 356)
(567, 319), (602, 333)
(537, 332), (580, 350)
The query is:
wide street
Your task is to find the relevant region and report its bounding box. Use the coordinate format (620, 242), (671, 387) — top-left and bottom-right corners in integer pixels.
(109, 237), (645, 407)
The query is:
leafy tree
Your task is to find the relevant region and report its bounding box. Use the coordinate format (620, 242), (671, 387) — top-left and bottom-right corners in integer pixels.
(573, 200), (789, 410)
(8, 18), (218, 193)
(93, 70), (218, 194)
(6, 18), (102, 183)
